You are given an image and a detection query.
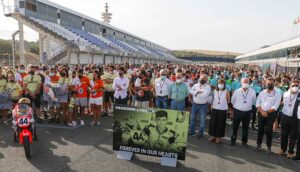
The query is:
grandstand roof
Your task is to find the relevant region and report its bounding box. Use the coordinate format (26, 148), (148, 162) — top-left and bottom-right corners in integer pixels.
(236, 36), (300, 59)
(36, 0), (168, 50)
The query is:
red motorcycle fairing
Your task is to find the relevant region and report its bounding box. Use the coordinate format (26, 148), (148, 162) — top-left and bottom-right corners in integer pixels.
(19, 128), (33, 144)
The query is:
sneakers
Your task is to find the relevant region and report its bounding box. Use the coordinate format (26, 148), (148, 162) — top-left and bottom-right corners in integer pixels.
(108, 109), (114, 114)
(72, 121), (77, 126)
(97, 121), (101, 126)
(189, 133), (196, 137)
(90, 121), (96, 126)
(80, 120), (85, 126)
(67, 123), (73, 127)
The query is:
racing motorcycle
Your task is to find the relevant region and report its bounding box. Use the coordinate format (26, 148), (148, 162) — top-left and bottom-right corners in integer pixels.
(13, 104), (37, 159)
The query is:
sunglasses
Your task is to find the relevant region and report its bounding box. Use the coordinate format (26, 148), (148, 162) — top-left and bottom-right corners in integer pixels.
(291, 85), (299, 87)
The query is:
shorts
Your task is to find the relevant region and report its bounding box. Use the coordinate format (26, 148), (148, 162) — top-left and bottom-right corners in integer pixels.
(75, 98), (88, 107)
(48, 101), (60, 108)
(0, 102), (11, 110)
(90, 97), (103, 106)
(68, 107), (74, 113)
(57, 96), (69, 103)
(104, 91), (114, 103)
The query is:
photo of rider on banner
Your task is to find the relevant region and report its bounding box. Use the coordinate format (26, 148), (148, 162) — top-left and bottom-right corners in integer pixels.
(113, 105), (190, 160)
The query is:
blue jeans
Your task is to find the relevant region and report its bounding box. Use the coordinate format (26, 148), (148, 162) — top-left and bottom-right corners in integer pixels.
(190, 103), (208, 135)
(170, 100), (185, 111)
(156, 96), (168, 109)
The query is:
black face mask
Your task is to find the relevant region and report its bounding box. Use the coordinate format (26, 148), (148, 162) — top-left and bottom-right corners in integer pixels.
(61, 73), (66, 77)
(267, 84), (274, 90)
(78, 75), (82, 78)
(29, 71), (34, 75)
(200, 80), (206, 85)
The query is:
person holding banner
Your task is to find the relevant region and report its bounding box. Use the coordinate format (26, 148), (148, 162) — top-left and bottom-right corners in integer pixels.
(255, 77), (282, 154)
(6, 72), (22, 105)
(113, 67), (129, 105)
(169, 73), (189, 111)
(47, 67), (60, 123)
(0, 67), (10, 124)
(135, 70), (151, 107)
(155, 69), (171, 109)
(56, 68), (71, 125)
(189, 74), (211, 138)
(209, 79), (230, 143)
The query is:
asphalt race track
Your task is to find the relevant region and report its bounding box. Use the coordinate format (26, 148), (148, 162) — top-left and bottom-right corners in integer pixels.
(0, 116), (299, 172)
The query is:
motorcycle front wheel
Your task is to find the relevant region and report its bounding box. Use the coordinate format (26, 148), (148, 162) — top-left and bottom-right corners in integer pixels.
(23, 136), (31, 159)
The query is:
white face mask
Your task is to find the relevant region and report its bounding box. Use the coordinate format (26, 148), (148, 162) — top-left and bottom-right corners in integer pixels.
(176, 79), (182, 84)
(291, 87), (299, 93)
(242, 83), (249, 89)
(49, 73), (54, 77)
(218, 84), (224, 89)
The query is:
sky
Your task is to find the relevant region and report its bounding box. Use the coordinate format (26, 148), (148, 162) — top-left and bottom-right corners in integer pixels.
(0, 0), (300, 53)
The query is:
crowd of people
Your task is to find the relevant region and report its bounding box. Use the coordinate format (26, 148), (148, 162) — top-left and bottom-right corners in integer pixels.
(0, 61), (300, 161)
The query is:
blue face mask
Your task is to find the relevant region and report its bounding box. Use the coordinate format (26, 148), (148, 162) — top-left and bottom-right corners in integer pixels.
(161, 75), (166, 80)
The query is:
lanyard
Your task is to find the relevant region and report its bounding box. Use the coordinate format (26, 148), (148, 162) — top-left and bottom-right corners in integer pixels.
(289, 93), (297, 106)
(217, 90), (223, 104)
(160, 79), (166, 89)
(241, 89), (249, 103)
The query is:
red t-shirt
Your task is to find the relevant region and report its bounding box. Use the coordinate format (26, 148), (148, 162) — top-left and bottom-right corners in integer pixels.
(50, 75), (60, 83)
(90, 79), (104, 98)
(20, 73), (28, 79)
(76, 76), (90, 98)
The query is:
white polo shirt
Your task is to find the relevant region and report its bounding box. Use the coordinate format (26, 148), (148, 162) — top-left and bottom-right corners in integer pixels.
(190, 83), (211, 104)
(231, 87), (256, 111)
(256, 89), (282, 112)
(282, 90), (299, 117)
(155, 78), (171, 97)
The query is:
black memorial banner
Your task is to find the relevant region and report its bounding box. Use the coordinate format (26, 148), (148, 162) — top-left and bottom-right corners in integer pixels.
(113, 105), (189, 160)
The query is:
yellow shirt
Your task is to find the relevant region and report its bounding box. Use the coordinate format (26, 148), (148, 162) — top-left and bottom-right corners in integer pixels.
(23, 74), (42, 93)
(7, 82), (22, 100)
(88, 73), (93, 81)
(101, 72), (116, 91)
(0, 78), (7, 94)
(58, 77), (71, 85)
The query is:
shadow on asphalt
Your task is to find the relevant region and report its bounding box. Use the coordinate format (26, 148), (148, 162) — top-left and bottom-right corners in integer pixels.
(185, 119), (298, 171)
(0, 115), (299, 171)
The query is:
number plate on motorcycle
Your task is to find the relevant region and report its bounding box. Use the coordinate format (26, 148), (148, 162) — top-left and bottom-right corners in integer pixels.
(18, 117), (30, 127)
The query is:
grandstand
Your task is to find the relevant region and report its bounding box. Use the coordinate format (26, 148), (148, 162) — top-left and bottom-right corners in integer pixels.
(172, 50), (240, 64)
(236, 36), (300, 73)
(1, 0), (181, 65)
